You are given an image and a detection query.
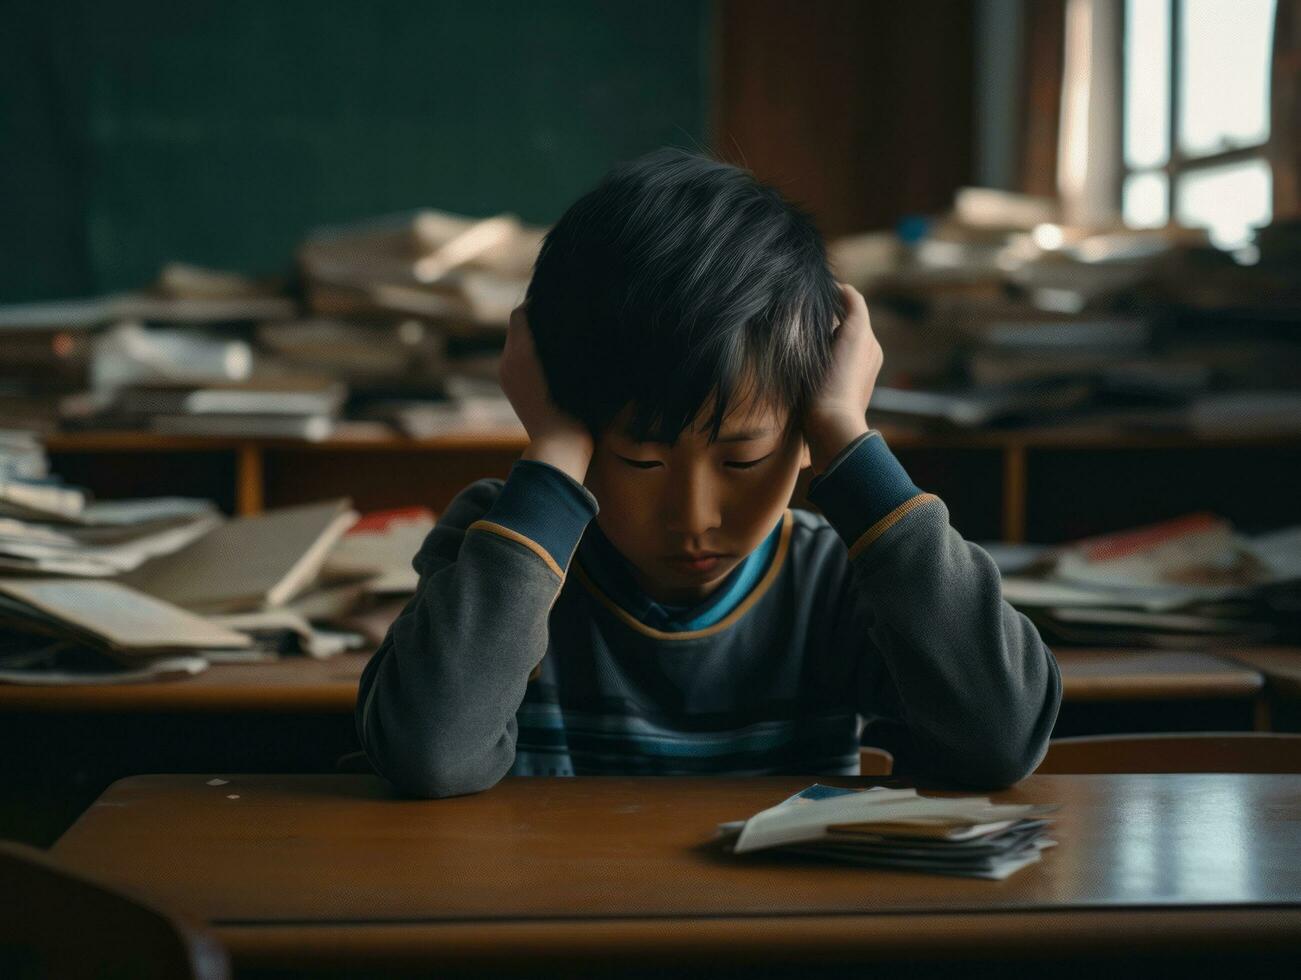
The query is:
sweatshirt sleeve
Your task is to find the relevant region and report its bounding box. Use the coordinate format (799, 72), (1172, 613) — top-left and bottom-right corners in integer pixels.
(355, 459), (597, 798)
(808, 431), (1062, 790)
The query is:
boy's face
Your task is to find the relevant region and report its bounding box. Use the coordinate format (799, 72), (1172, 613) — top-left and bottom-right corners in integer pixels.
(584, 393), (810, 605)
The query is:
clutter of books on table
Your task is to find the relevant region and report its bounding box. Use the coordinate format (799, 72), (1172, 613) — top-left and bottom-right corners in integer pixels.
(983, 515), (1301, 650)
(0, 190), (1298, 682)
(0, 430), (433, 682)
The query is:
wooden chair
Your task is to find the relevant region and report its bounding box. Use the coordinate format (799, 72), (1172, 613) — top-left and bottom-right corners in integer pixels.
(858, 746), (894, 776)
(0, 840), (229, 980)
(1035, 732), (1301, 774)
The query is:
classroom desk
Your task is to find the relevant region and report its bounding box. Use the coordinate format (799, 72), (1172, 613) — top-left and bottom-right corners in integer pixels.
(0, 647), (1286, 718)
(50, 773), (1301, 976)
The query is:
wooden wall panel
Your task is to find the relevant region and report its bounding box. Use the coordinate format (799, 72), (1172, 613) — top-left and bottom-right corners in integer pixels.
(713, 0), (976, 236)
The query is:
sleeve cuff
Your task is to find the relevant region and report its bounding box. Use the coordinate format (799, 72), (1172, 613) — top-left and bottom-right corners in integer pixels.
(479, 459), (598, 573)
(807, 430), (923, 547)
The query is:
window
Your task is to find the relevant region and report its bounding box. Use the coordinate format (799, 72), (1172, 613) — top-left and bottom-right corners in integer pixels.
(1121, 0), (1277, 251)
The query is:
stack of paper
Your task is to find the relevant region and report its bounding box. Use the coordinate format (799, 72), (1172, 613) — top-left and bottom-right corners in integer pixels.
(717, 784), (1058, 880)
(0, 431), (224, 576)
(0, 498), (223, 577)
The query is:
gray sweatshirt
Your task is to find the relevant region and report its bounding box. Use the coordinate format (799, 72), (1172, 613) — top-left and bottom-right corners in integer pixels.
(356, 430), (1062, 798)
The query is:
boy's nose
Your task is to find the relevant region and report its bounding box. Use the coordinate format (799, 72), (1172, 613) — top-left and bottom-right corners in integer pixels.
(663, 473), (722, 537)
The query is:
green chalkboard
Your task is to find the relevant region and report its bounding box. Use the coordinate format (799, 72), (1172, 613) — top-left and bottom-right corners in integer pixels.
(0, 0), (711, 301)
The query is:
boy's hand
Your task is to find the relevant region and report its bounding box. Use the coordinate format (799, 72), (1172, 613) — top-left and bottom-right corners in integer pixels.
(802, 283), (882, 473)
(500, 305), (594, 483)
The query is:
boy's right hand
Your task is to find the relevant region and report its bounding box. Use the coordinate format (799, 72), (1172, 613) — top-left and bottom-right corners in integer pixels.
(500, 305), (595, 484)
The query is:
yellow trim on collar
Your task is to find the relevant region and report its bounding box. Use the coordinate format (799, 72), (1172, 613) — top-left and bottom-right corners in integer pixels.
(468, 520), (565, 580)
(847, 493), (939, 560)
(573, 511), (794, 642)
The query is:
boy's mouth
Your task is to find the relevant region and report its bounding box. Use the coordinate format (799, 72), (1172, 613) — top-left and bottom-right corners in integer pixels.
(666, 552), (728, 573)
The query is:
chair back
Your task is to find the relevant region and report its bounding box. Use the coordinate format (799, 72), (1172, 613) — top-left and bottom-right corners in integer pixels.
(1036, 732), (1301, 774)
(0, 840), (229, 980)
(858, 746), (894, 776)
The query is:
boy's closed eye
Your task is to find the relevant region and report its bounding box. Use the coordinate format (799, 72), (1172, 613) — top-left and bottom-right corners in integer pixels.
(612, 450), (776, 470)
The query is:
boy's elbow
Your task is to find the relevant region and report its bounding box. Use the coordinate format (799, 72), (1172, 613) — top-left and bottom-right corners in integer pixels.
(925, 680), (1061, 790)
(963, 667), (1062, 790)
(364, 729), (515, 800)
(959, 742), (1045, 790)
(392, 765), (505, 800)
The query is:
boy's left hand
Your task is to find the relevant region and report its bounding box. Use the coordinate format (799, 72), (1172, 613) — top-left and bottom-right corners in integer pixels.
(802, 282), (882, 472)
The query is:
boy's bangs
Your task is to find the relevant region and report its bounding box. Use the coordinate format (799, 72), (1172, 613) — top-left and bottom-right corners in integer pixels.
(620, 330), (795, 445)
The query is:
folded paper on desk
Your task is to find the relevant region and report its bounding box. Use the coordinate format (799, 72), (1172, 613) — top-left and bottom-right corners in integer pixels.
(717, 784), (1058, 881)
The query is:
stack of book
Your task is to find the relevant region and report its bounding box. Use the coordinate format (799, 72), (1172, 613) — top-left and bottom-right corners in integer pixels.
(75, 376), (349, 441)
(829, 187), (1301, 436)
(0, 430), (250, 681)
(997, 514), (1301, 647)
(0, 434), (370, 681)
(298, 209), (542, 334)
(717, 783), (1058, 880)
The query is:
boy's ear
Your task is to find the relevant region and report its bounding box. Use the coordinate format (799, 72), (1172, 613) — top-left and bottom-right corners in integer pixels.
(798, 439), (812, 470)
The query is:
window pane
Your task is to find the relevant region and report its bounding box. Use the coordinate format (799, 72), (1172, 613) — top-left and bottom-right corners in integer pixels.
(1123, 170), (1169, 227)
(1175, 158), (1272, 248)
(1125, 0), (1170, 169)
(1179, 0), (1276, 156)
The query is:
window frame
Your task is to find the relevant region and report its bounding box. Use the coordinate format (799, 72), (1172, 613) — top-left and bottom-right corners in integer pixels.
(1119, 0), (1274, 232)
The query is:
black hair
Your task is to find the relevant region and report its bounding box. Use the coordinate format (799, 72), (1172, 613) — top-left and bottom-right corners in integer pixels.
(524, 147), (843, 444)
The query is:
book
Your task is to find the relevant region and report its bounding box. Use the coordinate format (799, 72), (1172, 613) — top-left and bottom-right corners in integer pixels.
(0, 579), (252, 654)
(121, 499), (358, 612)
(113, 377), (347, 417)
(321, 506), (435, 595)
(0, 478), (86, 520)
(869, 381), (1093, 427)
(148, 413), (335, 441)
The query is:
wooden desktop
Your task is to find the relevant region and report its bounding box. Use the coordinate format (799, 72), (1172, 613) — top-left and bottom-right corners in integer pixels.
(47, 771), (1301, 975)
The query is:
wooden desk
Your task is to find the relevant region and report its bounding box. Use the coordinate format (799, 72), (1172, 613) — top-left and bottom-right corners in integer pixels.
(0, 648), (1284, 718)
(1052, 648), (1264, 701)
(50, 773), (1301, 975)
(1226, 647), (1301, 700)
(0, 652), (370, 714)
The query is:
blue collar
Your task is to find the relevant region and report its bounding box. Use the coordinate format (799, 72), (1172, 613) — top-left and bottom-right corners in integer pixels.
(576, 518), (783, 632)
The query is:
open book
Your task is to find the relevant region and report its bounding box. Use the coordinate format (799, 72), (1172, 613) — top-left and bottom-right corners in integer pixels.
(122, 499), (358, 612)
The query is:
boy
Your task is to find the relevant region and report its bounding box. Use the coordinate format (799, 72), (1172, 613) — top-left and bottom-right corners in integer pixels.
(356, 149), (1061, 798)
